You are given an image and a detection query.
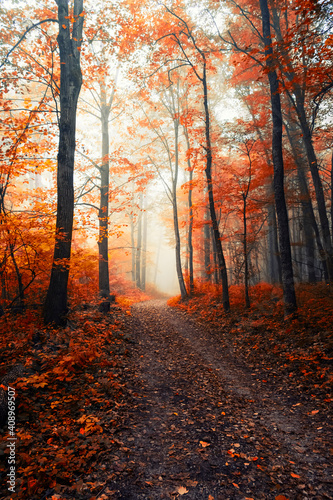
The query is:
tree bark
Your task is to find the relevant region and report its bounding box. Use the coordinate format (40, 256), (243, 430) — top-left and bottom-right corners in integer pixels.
(284, 117), (320, 282)
(242, 194), (250, 308)
(44, 0), (84, 325)
(202, 62), (230, 312)
(98, 84), (111, 298)
(271, 5), (333, 281)
(295, 97), (333, 281)
(259, 0), (297, 314)
(184, 125), (194, 294)
(136, 192), (143, 289)
(172, 115), (187, 300)
(267, 202), (282, 284)
(204, 206), (211, 281)
(141, 195), (147, 291)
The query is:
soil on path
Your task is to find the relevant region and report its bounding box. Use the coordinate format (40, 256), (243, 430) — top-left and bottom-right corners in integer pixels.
(103, 299), (332, 500)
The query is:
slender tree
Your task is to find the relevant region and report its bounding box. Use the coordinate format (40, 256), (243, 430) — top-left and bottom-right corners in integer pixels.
(259, 0), (297, 314)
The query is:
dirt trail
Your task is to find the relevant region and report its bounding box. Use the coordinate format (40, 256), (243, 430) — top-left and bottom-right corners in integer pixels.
(104, 300), (332, 499)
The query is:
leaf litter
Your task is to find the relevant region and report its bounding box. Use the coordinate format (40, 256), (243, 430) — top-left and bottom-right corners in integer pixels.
(0, 294), (332, 499)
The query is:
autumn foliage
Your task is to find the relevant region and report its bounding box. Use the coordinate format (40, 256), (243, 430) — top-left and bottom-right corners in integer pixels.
(169, 281), (333, 405)
(0, 0), (332, 497)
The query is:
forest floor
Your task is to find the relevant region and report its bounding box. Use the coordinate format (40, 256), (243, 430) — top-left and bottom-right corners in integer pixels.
(0, 289), (332, 500)
(90, 298), (332, 500)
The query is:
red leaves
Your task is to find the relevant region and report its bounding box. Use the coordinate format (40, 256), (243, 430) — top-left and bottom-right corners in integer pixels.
(0, 303), (128, 498)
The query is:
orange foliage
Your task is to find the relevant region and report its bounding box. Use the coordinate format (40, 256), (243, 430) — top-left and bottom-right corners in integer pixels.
(169, 281), (333, 403)
(0, 303), (129, 498)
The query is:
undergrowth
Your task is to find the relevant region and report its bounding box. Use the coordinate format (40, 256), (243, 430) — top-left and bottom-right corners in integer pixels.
(0, 282), (150, 500)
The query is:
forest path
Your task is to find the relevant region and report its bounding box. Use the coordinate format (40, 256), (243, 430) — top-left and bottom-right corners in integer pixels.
(104, 299), (332, 499)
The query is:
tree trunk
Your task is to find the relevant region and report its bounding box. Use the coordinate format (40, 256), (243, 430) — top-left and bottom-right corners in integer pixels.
(98, 84), (111, 298)
(204, 206), (211, 281)
(202, 63), (230, 311)
(295, 97), (333, 281)
(259, 0), (297, 314)
(136, 193), (142, 289)
(44, 0), (84, 325)
(243, 194), (250, 308)
(284, 118), (319, 282)
(267, 202), (282, 284)
(184, 127), (194, 295)
(141, 195), (147, 291)
(271, 5), (333, 281)
(172, 117), (187, 300)
(130, 214), (136, 282)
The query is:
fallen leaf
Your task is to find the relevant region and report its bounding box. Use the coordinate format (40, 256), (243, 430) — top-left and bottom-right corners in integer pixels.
(208, 496), (214, 500)
(291, 472), (301, 478)
(275, 496), (290, 500)
(199, 441), (210, 448)
(232, 482), (239, 488)
(177, 486), (189, 495)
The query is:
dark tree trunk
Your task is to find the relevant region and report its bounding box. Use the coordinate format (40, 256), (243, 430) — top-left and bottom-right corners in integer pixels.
(295, 98), (333, 281)
(211, 227), (219, 285)
(141, 195), (147, 291)
(98, 85), (111, 298)
(184, 127), (194, 294)
(271, 5), (333, 281)
(284, 118), (319, 282)
(173, 196), (188, 300)
(267, 202), (282, 284)
(259, 0), (297, 314)
(44, 0), (84, 325)
(130, 214), (135, 282)
(242, 194), (250, 308)
(136, 193), (143, 289)
(188, 168), (194, 294)
(202, 63), (230, 312)
(204, 206), (211, 281)
(170, 99), (187, 300)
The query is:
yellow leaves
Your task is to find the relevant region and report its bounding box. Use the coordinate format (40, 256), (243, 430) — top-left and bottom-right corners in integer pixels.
(17, 373), (48, 389)
(177, 486), (188, 495)
(77, 414), (103, 434)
